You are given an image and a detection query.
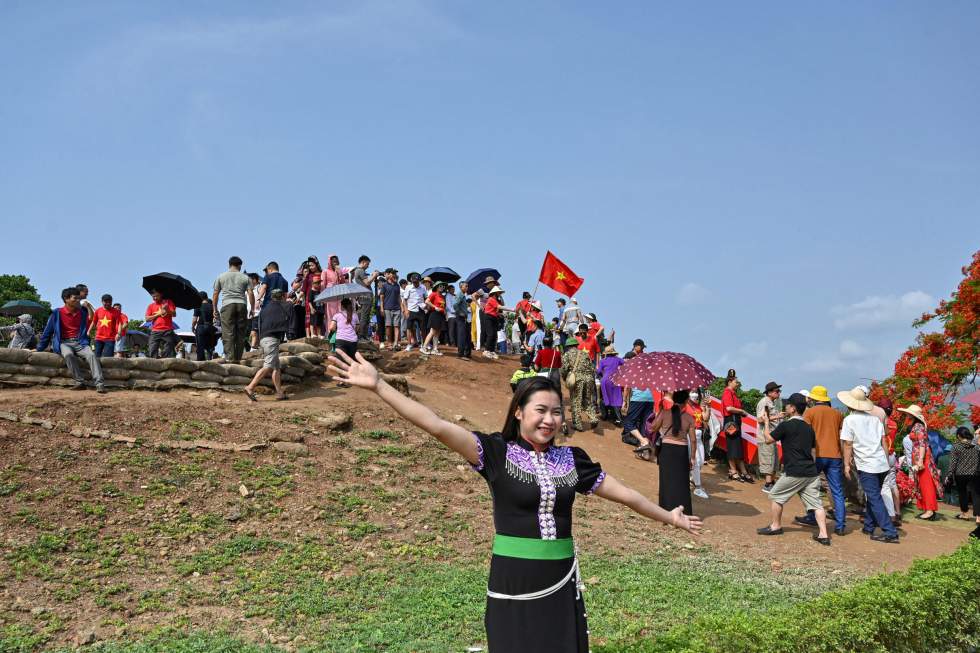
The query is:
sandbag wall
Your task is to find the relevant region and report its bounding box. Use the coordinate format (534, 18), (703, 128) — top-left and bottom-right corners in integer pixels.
(0, 342), (325, 391)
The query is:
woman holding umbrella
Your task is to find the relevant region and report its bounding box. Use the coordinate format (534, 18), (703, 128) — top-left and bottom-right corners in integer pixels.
(646, 390), (697, 515)
(320, 254), (350, 329)
(421, 282), (448, 356)
(326, 352), (702, 653)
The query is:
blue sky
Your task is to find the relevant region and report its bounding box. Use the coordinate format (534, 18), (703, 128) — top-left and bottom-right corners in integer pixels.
(2, 1), (978, 395)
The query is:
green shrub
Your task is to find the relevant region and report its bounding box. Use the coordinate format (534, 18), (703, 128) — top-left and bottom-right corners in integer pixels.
(599, 540), (980, 653)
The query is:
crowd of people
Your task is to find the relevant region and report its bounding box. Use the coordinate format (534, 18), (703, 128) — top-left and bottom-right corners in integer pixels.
(5, 254), (979, 544)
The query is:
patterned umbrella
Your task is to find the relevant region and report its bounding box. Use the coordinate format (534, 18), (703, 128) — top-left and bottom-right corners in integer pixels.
(610, 351), (715, 392)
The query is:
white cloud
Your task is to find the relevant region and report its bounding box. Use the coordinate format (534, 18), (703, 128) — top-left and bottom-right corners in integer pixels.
(832, 291), (934, 331)
(676, 282), (711, 306)
(800, 356), (846, 373)
(740, 340), (768, 357)
(69, 1), (464, 88)
(838, 339), (867, 359)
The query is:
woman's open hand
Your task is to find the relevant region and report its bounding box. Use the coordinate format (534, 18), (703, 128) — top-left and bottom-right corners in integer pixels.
(327, 350), (380, 391)
(671, 506), (703, 535)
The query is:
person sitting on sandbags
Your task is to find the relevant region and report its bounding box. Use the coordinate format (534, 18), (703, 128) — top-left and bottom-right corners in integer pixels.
(35, 287), (106, 394)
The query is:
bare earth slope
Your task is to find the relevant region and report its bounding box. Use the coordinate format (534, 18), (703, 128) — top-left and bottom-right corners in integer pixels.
(0, 352), (967, 648)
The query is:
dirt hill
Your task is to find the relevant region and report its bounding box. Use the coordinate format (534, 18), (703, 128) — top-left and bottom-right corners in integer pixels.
(0, 351), (968, 650)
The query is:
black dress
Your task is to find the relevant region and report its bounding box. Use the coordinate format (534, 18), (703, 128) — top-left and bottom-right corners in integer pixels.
(473, 432), (606, 653)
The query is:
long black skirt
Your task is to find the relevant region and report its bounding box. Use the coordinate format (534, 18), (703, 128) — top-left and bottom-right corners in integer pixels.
(485, 554), (588, 652)
(658, 442), (692, 515)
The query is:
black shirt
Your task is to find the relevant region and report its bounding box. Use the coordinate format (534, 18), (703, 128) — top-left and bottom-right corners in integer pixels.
(193, 301), (214, 326)
(770, 417), (818, 477)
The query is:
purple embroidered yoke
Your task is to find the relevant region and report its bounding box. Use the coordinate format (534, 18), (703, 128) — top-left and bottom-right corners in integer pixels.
(471, 432), (605, 540)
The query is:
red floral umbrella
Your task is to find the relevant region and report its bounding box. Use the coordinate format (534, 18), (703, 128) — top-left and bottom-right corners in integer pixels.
(610, 351), (715, 392)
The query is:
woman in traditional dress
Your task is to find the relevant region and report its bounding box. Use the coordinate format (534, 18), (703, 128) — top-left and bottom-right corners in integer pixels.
(320, 254), (350, 330)
(326, 353), (702, 653)
(898, 405), (943, 520)
(596, 345), (624, 427)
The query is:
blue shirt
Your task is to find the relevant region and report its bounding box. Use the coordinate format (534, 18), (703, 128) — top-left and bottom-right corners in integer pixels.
(527, 329), (545, 353)
(631, 388), (653, 402)
(261, 272), (289, 307)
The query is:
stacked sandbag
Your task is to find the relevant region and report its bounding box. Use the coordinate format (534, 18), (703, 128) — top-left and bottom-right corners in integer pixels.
(0, 344), (326, 392)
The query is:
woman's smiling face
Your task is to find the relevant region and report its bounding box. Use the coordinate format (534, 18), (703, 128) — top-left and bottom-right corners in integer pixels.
(515, 389), (563, 449)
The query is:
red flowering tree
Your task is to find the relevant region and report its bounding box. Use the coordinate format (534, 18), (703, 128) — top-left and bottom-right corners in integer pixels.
(872, 250), (980, 430)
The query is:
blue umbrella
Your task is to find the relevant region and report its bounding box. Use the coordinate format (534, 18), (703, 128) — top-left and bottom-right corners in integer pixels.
(314, 282), (372, 304)
(464, 268), (501, 293)
(421, 267), (461, 284)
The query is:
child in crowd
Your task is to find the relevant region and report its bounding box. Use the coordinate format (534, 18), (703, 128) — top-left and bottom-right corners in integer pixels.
(510, 354), (537, 393)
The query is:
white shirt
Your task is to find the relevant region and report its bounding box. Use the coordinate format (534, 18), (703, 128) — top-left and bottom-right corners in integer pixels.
(405, 285), (425, 312)
(840, 411), (889, 473)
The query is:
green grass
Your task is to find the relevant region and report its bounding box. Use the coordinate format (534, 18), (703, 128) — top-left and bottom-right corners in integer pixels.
(0, 535), (850, 653)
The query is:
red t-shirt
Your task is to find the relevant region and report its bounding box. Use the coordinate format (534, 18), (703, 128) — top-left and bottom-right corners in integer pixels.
(94, 307), (122, 341)
(588, 321), (602, 338)
(59, 307), (82, 340)
(484, 297), (500, 317)
(577, 335), (599, 361)
(145, 299), (176, 332)
(685, 402), (704, 429)
(515, 299), (531, 318)
(884, 416), (898, 454)
(535, 348), (562, 369)
(117, 313), (129, 335)
(427, 291), (446, 314)
(721, 388), (742, 416)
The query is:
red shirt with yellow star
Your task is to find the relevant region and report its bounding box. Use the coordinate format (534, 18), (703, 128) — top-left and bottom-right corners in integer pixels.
(93, 307), (123, 342)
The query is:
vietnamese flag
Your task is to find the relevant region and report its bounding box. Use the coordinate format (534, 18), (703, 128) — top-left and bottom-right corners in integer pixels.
(539, 251), (584, 297)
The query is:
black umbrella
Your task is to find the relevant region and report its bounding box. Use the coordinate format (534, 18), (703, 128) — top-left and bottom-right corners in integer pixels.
(0, 300), (47, 316)
(142, 273), (202, 310)
(464, 268), (501, 293)
(421, 267), (461, 284)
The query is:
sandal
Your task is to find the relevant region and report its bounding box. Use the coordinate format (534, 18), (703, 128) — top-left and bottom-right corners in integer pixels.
(634, 449), (652, 462)
(275, 394), (289, 401)
(741, 475), (755, 484)
(728, 473), (743, 482)
(243, 388), (257, 402)
(954, 514), (973, 521)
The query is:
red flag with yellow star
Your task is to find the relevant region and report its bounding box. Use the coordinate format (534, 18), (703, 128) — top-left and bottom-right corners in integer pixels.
(538, 251), (584, 297)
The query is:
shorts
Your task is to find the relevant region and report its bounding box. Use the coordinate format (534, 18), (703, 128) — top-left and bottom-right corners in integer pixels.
(260, 336), (281, 369)
(335, 339), (357, 359)
(384, 309), (402, 327)
(250, 317), (260, 332)
(309, 311), (325, 329)
(757, 441), (780, 475)
(407, 311), (425, 331)
(768, 475), (822, 511)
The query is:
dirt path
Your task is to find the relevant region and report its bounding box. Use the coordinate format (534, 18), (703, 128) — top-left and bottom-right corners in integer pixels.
(373, 352), (969, 574)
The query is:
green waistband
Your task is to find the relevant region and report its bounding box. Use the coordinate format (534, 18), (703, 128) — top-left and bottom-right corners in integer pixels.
(492, 534), (574, 560)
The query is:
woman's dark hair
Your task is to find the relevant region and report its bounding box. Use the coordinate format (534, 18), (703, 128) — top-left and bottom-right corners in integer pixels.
(543, 337), (553, 347)
(199, 291), (208, 300)
(501, 377), (561, 442)
(340, 297), (353, 323)
(956, 426), (973, 441)
(670, 390), (691, 436)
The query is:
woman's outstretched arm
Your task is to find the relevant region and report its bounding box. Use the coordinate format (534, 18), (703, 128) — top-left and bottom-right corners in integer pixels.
(594, 474), (702, 535)
(327, 350), (480, 465)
